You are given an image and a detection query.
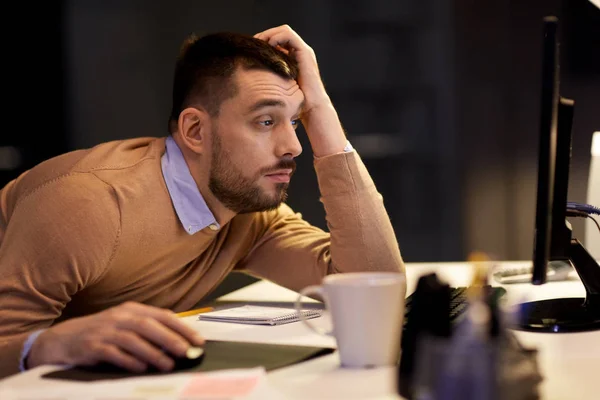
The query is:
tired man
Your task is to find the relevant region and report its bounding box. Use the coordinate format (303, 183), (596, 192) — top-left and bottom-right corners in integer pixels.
(0, 25), (404, 377)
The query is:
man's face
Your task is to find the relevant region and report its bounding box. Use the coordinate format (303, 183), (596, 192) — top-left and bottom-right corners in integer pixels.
(208, 68), (304, 214)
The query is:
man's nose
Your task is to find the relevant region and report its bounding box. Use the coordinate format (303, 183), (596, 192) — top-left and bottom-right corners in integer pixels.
(276, 123), (303, 158)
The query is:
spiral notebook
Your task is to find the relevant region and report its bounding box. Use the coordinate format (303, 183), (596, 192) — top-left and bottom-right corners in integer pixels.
(198, 305), (322, 326)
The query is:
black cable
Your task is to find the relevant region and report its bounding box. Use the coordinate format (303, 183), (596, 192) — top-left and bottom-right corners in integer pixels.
(589, 215), (600, 234)
(566, 210), (589, 218)
(566, 210), (600, 234)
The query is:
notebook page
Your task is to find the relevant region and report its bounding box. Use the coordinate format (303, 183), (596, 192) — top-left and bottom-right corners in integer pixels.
(198, 305), (322, 325)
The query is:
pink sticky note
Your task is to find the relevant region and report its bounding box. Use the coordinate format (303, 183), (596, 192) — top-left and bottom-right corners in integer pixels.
(180, 373), (261, 399)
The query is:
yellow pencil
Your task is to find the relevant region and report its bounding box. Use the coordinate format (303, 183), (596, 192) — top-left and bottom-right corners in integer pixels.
(176, 306), (214, 318)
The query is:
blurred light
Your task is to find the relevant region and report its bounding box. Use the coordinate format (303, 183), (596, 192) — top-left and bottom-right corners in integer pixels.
(0, 146), (22, 170)
(350, 133), (406, 158)
(590, 0), (600, 10)
(592, 132), (600, 157)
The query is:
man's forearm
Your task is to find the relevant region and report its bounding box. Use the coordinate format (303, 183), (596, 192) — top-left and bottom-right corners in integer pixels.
(315, 151), (405, 276)
(302, 101), (348, 158)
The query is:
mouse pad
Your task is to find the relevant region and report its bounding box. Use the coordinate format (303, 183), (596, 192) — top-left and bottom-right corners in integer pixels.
(42, 340), (335, 382)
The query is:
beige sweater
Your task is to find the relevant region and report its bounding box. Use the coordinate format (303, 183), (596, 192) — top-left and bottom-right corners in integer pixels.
(0, 137), (404, 377)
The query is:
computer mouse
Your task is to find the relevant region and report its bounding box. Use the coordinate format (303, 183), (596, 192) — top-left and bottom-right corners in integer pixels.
(164, 346), (205, 372)
(80, 346), (205, 374)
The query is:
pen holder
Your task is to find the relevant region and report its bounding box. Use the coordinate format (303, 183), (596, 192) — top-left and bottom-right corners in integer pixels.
(412, 334), (498, 400)
(409, 327), (542, 400)
(397, 273), (542, 400)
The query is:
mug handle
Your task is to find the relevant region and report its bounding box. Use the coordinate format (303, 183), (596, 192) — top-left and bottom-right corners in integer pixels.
(295, 285), (332, 336)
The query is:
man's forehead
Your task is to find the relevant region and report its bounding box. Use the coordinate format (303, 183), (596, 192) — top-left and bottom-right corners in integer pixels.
(235, 69), (301, 97)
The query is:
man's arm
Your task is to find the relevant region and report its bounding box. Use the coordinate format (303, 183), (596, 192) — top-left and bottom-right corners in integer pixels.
(236, 149), (404, 292)
(0, 174), (121, 376)
(241, 26), (404, 291)
(0, 174), (203, 377)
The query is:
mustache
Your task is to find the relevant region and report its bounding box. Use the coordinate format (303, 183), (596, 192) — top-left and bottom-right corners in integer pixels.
(260, 158), (297, 176)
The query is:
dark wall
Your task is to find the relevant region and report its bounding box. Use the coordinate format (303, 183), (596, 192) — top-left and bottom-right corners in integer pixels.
(1, 1), (68, 187)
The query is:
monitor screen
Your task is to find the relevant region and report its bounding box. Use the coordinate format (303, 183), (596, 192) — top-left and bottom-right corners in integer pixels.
(531, 16), (560, 285)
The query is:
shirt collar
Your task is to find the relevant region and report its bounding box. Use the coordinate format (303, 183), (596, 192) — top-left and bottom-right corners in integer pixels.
(161, 136), (220, 234)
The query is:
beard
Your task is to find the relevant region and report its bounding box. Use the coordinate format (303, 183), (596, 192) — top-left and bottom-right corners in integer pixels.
(208, 130), (296, 214)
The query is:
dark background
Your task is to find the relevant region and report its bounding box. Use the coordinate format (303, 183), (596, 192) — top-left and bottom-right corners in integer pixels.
(2, 0), (598, 296)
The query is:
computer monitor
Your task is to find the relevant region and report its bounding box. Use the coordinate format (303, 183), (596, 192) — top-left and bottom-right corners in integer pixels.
(517, 16), (600, 333)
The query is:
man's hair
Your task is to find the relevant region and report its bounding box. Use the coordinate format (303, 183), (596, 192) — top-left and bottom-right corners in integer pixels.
(168, 32), (299, 133)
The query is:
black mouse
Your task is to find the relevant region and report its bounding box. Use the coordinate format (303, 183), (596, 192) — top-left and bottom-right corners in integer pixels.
(165, 346), (205, 372)
(80, 346), (205, 374)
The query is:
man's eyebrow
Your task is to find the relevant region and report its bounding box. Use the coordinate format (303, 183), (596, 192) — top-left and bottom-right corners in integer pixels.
(247, 99), (286, 113)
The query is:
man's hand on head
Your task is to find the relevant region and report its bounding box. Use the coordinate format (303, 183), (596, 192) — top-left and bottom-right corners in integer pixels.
(254, 24), (329, 113)
(254, 25), (348, 158)
(27, 302), (205, 372)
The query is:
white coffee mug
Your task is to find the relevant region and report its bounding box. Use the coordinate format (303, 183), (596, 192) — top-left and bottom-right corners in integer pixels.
(295, 272), (406, 368)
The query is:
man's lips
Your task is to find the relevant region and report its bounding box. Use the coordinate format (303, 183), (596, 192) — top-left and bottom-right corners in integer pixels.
(264, 169), (293, 183)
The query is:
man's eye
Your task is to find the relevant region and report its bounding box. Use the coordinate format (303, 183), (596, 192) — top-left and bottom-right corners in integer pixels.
(291, 119), (300, 129)
(259, 120), (274, 127)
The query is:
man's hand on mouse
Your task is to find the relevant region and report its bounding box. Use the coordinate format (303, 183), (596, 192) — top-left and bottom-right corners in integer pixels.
(26, 302), (205, 372)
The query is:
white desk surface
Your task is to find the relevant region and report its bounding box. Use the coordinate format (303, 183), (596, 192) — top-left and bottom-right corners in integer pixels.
(1, 261), (599, 399)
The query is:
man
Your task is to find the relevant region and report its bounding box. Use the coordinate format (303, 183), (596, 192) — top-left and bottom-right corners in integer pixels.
(0, 25), (404, 378)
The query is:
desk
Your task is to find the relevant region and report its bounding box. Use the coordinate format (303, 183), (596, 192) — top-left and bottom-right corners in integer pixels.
(1, 262), (598, 399)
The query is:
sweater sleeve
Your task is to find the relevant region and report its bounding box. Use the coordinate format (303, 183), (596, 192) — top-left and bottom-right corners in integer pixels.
(0, 173), (121, 378)
(237, 150), (405, 293)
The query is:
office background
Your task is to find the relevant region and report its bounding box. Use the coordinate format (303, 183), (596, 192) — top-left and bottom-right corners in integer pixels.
(2, 1), (598, 283)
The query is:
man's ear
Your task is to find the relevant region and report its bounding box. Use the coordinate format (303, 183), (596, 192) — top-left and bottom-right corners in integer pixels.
(177, 107), (212, 154)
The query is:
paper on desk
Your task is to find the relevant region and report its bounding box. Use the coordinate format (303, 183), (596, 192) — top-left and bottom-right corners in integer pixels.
(0, 367), (289, 400)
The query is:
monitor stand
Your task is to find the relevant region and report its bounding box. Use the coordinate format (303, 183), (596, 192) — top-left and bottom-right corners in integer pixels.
(516, 238), (600, 332)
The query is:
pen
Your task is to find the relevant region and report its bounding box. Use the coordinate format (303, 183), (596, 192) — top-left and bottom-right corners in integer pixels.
(176, 306), (214, 318)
